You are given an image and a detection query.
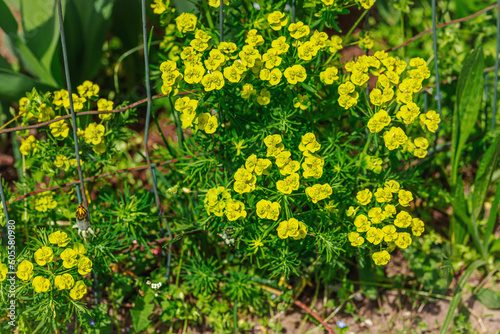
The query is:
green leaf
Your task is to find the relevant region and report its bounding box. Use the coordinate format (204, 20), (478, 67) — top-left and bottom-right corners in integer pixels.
(472, 133), (500, 221)
(0, 69), (54, 101)
(440, 260), (486, 334)
(451, 47), (485, 188)
(358, 255), (378, 300)
(130, 290), (155, 332)
(451, 178), (468, 251)
(485, 183), (500, 248)
(20, 0), (63, 84)
(0, 0), (19, 34)
(475, 288), (500, 310)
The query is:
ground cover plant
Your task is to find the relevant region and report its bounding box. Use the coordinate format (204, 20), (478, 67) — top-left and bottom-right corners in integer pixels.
(0, 0), (499, 333)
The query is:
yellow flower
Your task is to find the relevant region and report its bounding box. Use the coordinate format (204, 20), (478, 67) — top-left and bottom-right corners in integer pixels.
(70, 281), (87, 300)
(319, 67), (339, 85)
(288, 21), (310, 39)
(382, 225), (398, 242)
(49, 231), (70, 247)
(394, 211), (412, 228)
(61, 248), (78, 269)
(17, 260), (34, 281)
(0, 263), (7, 282)
(419, 110), (441, 133)
(256, 199), (281, 221)
(201, 71), (225, 91)
(360, 32), (373, 50)
(348, 232), (364, 247)
(268, 68), (282, 86)
(20, 135), (38, 156)
(277, 218), (306, 239)
(204, 115), (218, 134)
(233, 167), (256, 194)
(322, 0), (334, 5)
(276, 173), (300, 194)
(346, 206), (358, 217)
(254, 158), (272, 175)
(372, 250), (390, 265)
(246, 29), (265, 46)
(293, 94), (310, 110)
(34, 247), (54, 266)
(73, 243), (87, 256)
(411, 218), (425, 236)
(366, 227), (384, 245)
(326, 35), (343, 54)
(271, 37), (290, 54)
(368, 207), (384, 224)
(77, 256), (93, 275)
(267, 11), (288, 31)
(256, 89), (271, 106)
(383, 127), (408, 151)
(184, 63), (205, 84)
(97, 98), (114, 120)
(301, 154), (324, 178)
(299, 132), (320, 155)
(374, 187), (392, 203)
(305, 183), (332, 203)
(384, 180), (400, 193)
(225, 200), (247, 221)
(204, 186), (231, 217)
(284, 65), (307, 84)
(298, 41), (319, 61)
(77, 80), (99, 99)
(49, 116), (70, 138)
(413, 137), (429, 159)
(383, 204), (397, 218)
(398, 190), (413, 207)
(356, 188), (372, 205)
(54, 273), (75, 290)
(151, 0), (167, 14)
(54, 155), (70, 171)
(395, 232), (412, 249)
(175, 12), (197, 33)
(354, 214), (371, 232)
(367, 110), (391, 133)
(84, 122), (105, 145)
(32, 276), (51, 293)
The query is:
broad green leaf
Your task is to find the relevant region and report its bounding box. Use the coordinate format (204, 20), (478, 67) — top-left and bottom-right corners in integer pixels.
(130, 290), (155, 332)
(451, 47), (485, 188)
(472, 133), (500, 220)
(358, 255), (378, 300)
(0, 53), (12, 70)
(64, 0), (116, 83)
(451, 178), (468, 251)
(0, 0), (18, 34)
(475, 288), (500, 310)
(20, 0), (63, 85)
(0, 69), (53, 101)
(440, 260), (486, 334)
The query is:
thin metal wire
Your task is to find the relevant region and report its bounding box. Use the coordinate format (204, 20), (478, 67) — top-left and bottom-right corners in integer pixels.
(57, 0), (98, 305)
(0, 177), (9, 247)
(292, 0), (296, 23)
(424, 91), (428, 113)
(432, 0), (442, 149)
(365, 9), (370, 98)
(141, 0), (172, 281)
(492, 0), (500, 131)
(57, 0), (87, 209)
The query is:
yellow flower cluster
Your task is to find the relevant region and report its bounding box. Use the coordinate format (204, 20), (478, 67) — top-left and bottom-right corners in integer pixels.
(174, 96), (218, 134)
(306, 183), (333, 204)
(160, 60), (183, 96)
(256, 199), (281, 220)
(84, 122), (107, 155)
(0, 262), (7, 282)
(204, 186), (247, 221)
(34, 193), (57, 212)
(175, 12), (197, 34)
(16, 232), (90, 299)
(277, 218), (307, 240)
(348, 181), (424, 265)
(20, 135), (38, 156)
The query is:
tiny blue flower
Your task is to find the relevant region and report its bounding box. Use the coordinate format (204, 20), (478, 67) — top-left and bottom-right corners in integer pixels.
(336, 320), (347, 329)
(253, 2), (261, 10)
(90, 321), (96, 326)
(285, 4), (291, 11)
(271, 294), (277, 300)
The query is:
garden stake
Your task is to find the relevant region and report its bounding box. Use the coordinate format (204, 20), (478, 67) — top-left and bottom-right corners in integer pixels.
(0, 176), (10, 247)
(431, 0), (442, 151)
(57, 0), (98, 306)
(141, 0), (173, 281)
(492, 0), (500, 130)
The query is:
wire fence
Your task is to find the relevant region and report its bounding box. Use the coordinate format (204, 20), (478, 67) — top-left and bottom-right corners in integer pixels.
(0, 0), (498, 318)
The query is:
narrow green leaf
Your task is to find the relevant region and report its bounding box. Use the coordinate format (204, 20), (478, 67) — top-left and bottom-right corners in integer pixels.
(439, 260), (486, 334)
(451, 178), (468, 251)
(0, 69), (54, 101)
(475, 288), (500, 310)
(485, 184), (500, 248)
(451, 47), (485, 188)
(472, 133), (500, 220)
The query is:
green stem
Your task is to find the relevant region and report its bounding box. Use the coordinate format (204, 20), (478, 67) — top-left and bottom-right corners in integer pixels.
(201, 0), (215, 29)
(233, 299), (238, 334)
(343, 10), (369, 44)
